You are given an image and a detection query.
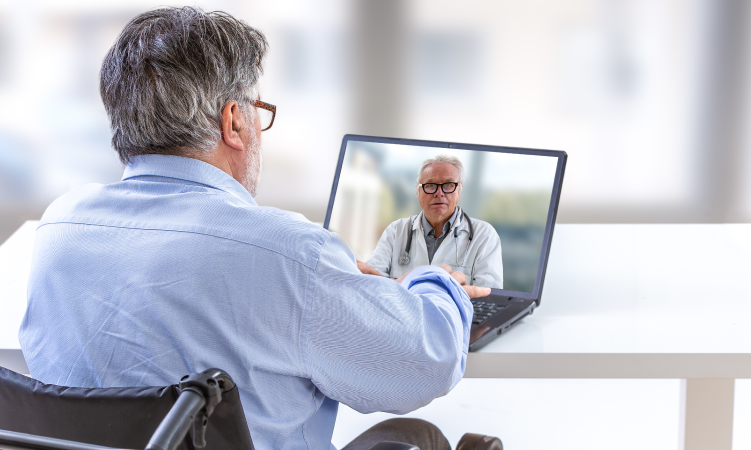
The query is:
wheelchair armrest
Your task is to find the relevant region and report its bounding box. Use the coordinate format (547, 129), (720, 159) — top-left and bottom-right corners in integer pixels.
(368, 441), (419, 450)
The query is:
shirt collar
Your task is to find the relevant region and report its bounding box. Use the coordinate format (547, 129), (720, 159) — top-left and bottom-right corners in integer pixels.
(421, 207), (460, 238)
(122, 154), (257, 206)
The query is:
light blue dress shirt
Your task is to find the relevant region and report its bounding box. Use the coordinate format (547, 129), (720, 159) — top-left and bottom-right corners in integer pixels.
(19, 155), (473, 450)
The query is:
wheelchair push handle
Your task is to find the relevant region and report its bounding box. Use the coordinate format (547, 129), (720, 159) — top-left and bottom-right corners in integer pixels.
(146, 369), (228, 450)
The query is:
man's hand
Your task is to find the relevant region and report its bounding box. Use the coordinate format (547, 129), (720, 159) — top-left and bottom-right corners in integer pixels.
(442, 266), (491, 299)
(395, 265), (451, 284)
(393, 265), (491, 298)
(395, 268), (415, 284)
(356, 259), (382, 276)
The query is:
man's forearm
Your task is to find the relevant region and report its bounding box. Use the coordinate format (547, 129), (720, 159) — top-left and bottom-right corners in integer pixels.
(307, 245), (473, 414)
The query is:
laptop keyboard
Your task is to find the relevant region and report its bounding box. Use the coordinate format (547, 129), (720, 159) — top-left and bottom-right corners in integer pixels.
(471, 301), (505, 325)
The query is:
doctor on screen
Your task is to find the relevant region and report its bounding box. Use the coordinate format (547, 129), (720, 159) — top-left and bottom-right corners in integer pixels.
(360, 154), (503, 289)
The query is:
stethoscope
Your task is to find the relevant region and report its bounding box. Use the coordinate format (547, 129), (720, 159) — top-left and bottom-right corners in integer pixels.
(398, 209), (475, 267)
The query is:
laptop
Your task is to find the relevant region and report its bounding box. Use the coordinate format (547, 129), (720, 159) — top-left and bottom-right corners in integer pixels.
(324, 134), (567, 351)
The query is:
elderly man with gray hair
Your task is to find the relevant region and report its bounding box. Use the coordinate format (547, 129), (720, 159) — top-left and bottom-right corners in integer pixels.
(19, 7), (504, 450)
(361, 155), (504, 292)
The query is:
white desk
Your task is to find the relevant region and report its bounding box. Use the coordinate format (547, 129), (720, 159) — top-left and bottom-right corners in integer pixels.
(0, 220), (35, 374)
(467, 224), (751, 450)
(2, 222), (750, 450)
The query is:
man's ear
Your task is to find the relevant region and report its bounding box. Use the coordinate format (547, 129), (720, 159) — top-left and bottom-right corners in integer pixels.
(221, 101), (245, 151)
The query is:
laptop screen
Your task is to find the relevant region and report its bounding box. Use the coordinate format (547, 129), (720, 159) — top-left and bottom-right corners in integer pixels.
(325, 135), (566, 298)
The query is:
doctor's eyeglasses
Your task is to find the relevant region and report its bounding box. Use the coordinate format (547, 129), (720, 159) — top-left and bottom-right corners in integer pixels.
(251, 100), (276, 131)
(419, 182), (460, 194)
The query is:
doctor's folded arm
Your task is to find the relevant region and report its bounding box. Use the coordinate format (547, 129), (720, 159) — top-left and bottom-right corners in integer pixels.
(357, 155), (503, 297)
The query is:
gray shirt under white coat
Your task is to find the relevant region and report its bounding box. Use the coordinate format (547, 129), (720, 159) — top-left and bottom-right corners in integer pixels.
(422, 207), (460, 264)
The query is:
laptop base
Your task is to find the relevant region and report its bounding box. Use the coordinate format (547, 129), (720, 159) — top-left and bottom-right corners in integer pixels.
(469, 294), (536, 351)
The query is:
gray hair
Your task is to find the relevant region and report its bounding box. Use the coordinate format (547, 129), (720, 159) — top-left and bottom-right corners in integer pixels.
(100, 7), (268, 164)
(416, 154), (465, 186)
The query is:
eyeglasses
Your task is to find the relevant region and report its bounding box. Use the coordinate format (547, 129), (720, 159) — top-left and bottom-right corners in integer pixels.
(251, 100), (276, 131)
(418, 182), (460, 194)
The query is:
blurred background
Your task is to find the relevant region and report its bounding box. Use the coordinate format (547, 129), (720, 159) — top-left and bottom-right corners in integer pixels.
(0, 0), (750, 244)
(328, 142), (559, 292)
(2, 2), (751, 449)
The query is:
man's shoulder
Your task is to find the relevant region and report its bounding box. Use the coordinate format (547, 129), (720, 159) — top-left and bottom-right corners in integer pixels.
(469, 217), (494, 229)
(386, 215), (415, 230)
(467, 217), (500, 242)
(39, 180), (331, 269)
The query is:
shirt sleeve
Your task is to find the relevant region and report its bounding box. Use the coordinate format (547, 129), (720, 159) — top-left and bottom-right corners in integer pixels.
(303, 232), (472, 414)
(365, 223), (397, 277)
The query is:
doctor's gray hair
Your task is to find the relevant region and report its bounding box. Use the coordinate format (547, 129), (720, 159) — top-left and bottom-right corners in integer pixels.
(416, 154), (466, 186)
(100, 7), (268, 164)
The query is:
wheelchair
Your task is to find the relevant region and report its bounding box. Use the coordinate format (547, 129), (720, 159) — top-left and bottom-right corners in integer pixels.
(0, 366), (500, 450)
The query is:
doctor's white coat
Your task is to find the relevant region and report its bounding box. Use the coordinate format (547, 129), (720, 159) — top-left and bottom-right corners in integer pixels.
(366, 210), (503, 289)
